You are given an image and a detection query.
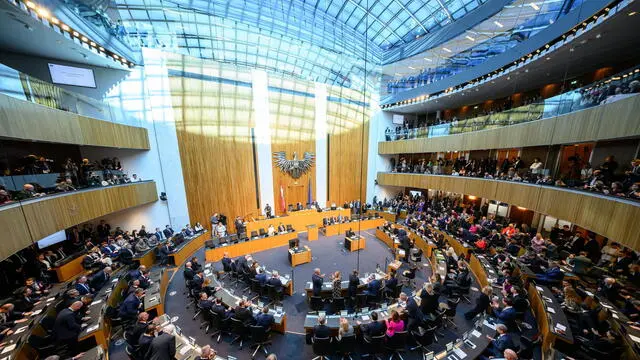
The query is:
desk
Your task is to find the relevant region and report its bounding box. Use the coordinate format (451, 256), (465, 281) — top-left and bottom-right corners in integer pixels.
(528, 283), (573, 355)
(387, 260), (401, 273)
(320, 218), (385, 236)
(344, 235), (365, 252)
(133, 248), (156, 268)
(366, 209), (396, 222)
(304, 271), (384, 299)
(143, 269), (167, 316)
(246, 208), (351, 234)
(205, 232), (297, 262)
(289, 246), (311, 267)
(376, 228), (399, 249)
(306, 225), (318, 241)
(168, 232), (207, 266)
(53, 254), (86, 282)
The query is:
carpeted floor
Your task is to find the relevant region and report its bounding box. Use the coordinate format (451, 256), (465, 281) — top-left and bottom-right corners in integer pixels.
(109, 230), (540, 359)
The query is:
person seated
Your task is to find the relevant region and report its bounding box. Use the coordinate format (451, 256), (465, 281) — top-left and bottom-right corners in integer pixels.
(100, 241), (118, 258)
(267, 224), (276, 237)
(190, 271), (204, 290)
(198, 292), (214, 311)
(119, 288), (144, 321)
(89, 267), (112, 290)
(484, 324), (516, 358)
(384, 310), (404, 338)
(383, 271), (398, 298)
(255, 268), (268, 286)
(277, 223), (286, 233)
(211, 297), (232, 320)
(357, 311), (386, 341)
(14, 287), (40, 312)
(75, 276), (92, 295)
(534, 261), (563, 285)
(135, 237), (151, 252)
(312, 314), (330, 338)
(128, 265), (146, 281)
(566, 252), (593, 275)
(445, 261), (471, 295)
(363, 274), (381, 298)
(127, 280), (142, 295)
(254, 306), (274, 331)
(129, 312), (150, 347)
(597, 277), (621, 303)
(266, 271), (283, 295)
(231, 300), (255, 326)
(465, 286), (492, 320)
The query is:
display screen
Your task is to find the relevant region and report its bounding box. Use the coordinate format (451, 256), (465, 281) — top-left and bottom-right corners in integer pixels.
(36, 230), (66, 249)
(48, 63), (96, 88)
(392, 114), (404, 125)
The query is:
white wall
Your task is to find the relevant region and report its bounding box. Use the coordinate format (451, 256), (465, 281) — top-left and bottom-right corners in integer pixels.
(366, 107), (395, 203)
(252, 70), (275, 214)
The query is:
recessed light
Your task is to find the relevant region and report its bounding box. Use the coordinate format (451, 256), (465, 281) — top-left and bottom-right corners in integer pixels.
(72, 31), (79, 37)
(51, 17), (59, 24)
(629, 11), (637, 16)
(62, 24), (70, 31)
(595, 33), (601, 39)
(25, 1), (36, 9)
(494, 21), (504, 28)
(442, 47), (452, 53)
(465, 35), (475, 42)
(424, 58), (432, 62)
(529, 3), (540, 10)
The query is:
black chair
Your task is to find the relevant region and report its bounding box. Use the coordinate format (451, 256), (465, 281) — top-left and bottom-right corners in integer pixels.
(210, 311), (232, 343)
(311, 336), (333, 360)
(239, 233), (249, 242)
(410, 327), (434, 352)
(239, 269), (252, 293)
(310, 296), (324, 313)
(204, 240), (215, 248)
(259, 228), (267, 237)
(338, 333), (357, 360)
(221, 260), (232, 281)
(355, 293), (368, 312)
(453, 282), (472, 303)
(249, 325), (271, 358)
(362, 334), (385, 360)
(332, 297), (345, 314)
(288, 204), (294, 212)
(443, 297), (460, 328)
(250, 231), (259, 239)
(250, 278), (264, 302)
(230, 234), (239, 243)
(429, 313), (445, 342)
(386, 331), (408, 360)
(230, 317), (249, 349)
(402, 268), (417, 289)
(39, 316), (56, 335)
(286, 224), (294, 232)
(28, 334), (57, 358)
(266, 284), (283, 307)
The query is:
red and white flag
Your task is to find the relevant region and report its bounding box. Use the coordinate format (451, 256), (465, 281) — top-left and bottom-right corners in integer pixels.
(279, 184), (286, 212)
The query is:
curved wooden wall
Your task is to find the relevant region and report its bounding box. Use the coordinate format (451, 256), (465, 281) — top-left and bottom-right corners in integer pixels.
(379, 94), (640, 154)
(0, 94), (150, 149)
(377, 173), (640, 251)
(0, 181), (158, 260)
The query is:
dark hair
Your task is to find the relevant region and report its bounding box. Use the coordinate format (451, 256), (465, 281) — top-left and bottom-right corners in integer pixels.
(371, 311), (378, 321)
(391, 310), (400, 322)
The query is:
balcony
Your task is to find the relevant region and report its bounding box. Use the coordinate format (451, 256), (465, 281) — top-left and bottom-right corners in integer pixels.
(0, 181), (157, 260)
(377, 172), (640, 250)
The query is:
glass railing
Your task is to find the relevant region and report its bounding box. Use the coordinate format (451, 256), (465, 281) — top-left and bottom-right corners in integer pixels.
(384, 63), (640, 141)
(0, 63), (143, 126)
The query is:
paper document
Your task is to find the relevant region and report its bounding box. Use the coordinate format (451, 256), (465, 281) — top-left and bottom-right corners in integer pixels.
(629, 334), (640, 343)
(547, 307), (556, 314)
(483, 320), (496, 330)
(471, 330), (482, 338)
(15, 326), (28, 334)
(361, 315), (370, 321)
(179, 345), (192, 355)
(86, 324), (99, 333)
(536, 286), (543, 291)
(1, 344), (16, 354)
(32, 309), (43, 315)
(91, 300), (103, 306)
(453, 348), (467, 359)
(205, 263), (212, 268)
(555, 323), (566, 331)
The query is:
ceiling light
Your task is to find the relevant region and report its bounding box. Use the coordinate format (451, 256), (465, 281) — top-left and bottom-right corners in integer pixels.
(51, 17), (59, 24)
(494, 21), (504, 28)
(36, 7), (49, 18)
(61, 24), (70, 31)
(72, 31), (79, 37)
(529, 3), (540, 10)
(424, 58), (432, 62)
(90, 41), (96, 46)
(465, 35), (475, 42)
(442, 47), (452, 53)
(81, 36), (88, 42)
(629, 11), (637, 16)
(596, 33), (601, 39)
(408, 66), (416, 70)
(113, 54), (119, 59)
(99, 46), (104, 51)
(25, 1), (36, 9)
(545, 44), (550, 48)
(549, 19), (554, 24)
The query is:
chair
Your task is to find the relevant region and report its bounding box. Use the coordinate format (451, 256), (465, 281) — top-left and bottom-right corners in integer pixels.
(28, 334), (57, 358)
(362, 334), (385, 360)
(286, 224), (294, 232)
(230, 317), (249, 349)
(239, 233), (249, 242)
(429, 312), (445, 341)
(453, 282), (472, 303)
(410, 327), (434, 352)
(250, 230), (259, 239)
(355, 293), (368, 312)
(338, 333), (357, 360)
(210, 311), (232, 343)
(386, 331), (408, 360)
(266, 284), (282, 307)
(239, 269), (252, 293)
(39, 316), (56, 335)
(311, 336), (333, 360)
(249, 325), (271, 358)
(250, 278), (263, 302)
(332, 297), (345, 314)
(221, 260), (232, 281)
(204, 240), (215, 248)
(288, 204), (294, 212)
(402, 268), (417, 289)
(230, 234), (239, 243)
(310, 296), (324, 313)
(443, 297), (459, 328)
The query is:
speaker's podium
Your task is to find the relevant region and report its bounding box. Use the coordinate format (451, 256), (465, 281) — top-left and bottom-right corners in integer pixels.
(344, 235), (366, 252)
(289, 246), (311, 267)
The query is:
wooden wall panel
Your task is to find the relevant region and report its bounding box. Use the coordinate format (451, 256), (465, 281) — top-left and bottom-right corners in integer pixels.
(20, 181), (157, 240)
(0, 205), (33, 261)
(379, 94), (640, 154)
(0, 94), (150, 149)
(271, 139), (316, 214)
(329, 124), (369, 205)
(377, 172), (640, 251)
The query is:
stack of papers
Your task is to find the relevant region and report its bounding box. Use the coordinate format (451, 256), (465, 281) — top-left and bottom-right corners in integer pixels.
(453, 348), (467, 359)
(483, 320), (496, 330)
(547, 307), (556, 314)
(471, 330), (482, 338)
(555, 323), (566, 332)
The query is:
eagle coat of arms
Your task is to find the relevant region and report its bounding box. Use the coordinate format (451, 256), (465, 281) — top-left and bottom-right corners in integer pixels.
(273, 151), (315, 179)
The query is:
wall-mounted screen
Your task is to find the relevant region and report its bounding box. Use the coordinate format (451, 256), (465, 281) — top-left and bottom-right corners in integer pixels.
(36, 230), (67, 249)
(392, 114), (404, 125)
(48, 63), (96, 88)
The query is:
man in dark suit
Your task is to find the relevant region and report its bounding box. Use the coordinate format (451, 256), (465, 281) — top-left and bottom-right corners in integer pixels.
(211, 298), (231, 320)
(492, 298), (517, 331)
(198, 292), (214, 311)
(256, 269), (268, 286)
(128, 265), (146, 281)
(138, 325), (156, 357)
(75, 276), (92, 295)
(401, 292), (424, 331)
(191, 271), (204, 290)
(348, 270), (360, 299)
(158, 242), (173, 265)
(363, 274), (380, 297)
(154, 227), (165, 242)
(485, 324), (516, 357)
(254, 306), (274, 331)
(139, 271), (152, 289)
(312, 268), (325, 296)
(383, 272), (398, 298)
(184, 262), (195, 282)
(221, 253), (233, 272)
(119, 288), (144, 321)
(14, 288), (39, 312)
(163, 225), (174, 239)
(465, 286), (492, 320)
(358, 311), (386, 341)
(535, 261), (563, 285)
(146, 324), (176, 360)
(312, 315), (330, 338)
(129, 312), (149, 347)
(266, 271), (283, 294)
(90, 266), (112, 290)
(232, 300), (255, 325)
(277, 223), (286, 233)
(53, 300), (84, 352)
(236, 255), (250, 273)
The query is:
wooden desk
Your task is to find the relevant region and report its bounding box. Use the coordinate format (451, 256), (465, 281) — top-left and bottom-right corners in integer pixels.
(344, 236), (366, 252)
(366, 209), (396, 222)
(290, 246), (311, 267)
(306, 225), (318, 241)
(54, 255), (86, 282)
(133, 249), (155, 268)
(320, 218), (385, 236)
(375, 228), (398, 249)
(205, 232), (297, 262)
(168, 233), (207, 266)
(528, 283), (574, 355)
(246, 208), (350, 234)
(387, 260), (401, 273)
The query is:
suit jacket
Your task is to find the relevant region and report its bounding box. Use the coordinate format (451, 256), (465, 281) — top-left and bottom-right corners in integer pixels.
(130, 321), (148, 346)
(119, 293), (141, 318)
(138, 334), (154, 357)
(90, 270), (110, 290)
(221, 257), (232, 271)
(53, 308), (81, 341)
(163, 229), (174, 238)
(267, 277), (283, 293)
(159, 245), (172, 257)
(128, 269), (143, 281)
(493, 333), (516, 352)
(366, 279), (381, 297)
(362, 320), (386, 338)
(191, 275), (204, 289)
(233, 307), (254, 325)
(494, 306), (517, 329)
(313, 324), (330, 338)
(420, 291), (439, 315)
(406, 297), (423, 321)
(146, 332), (176, 360)
(256, 273), (268, 286)
(255, 312), (274, 329)
(76, 283), (91, 295)
(184, 268), (195, 282)
(312, 274), (324, 296)
(470, 293), (490, 315)
(199, 299), (214, 311)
